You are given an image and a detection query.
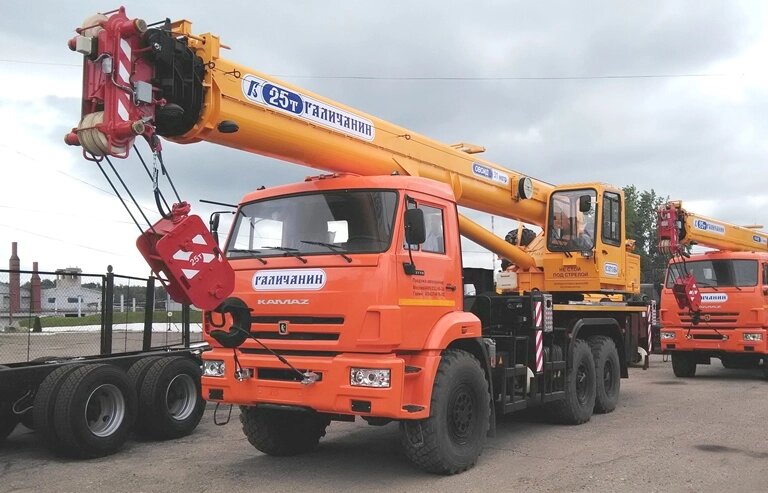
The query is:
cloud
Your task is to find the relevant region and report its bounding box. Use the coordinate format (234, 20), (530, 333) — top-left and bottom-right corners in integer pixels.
(1, 1), (767, 276)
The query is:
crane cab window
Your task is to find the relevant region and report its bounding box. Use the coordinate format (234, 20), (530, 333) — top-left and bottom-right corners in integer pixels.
(548, 189), (596, 252)
(602, 192), (621, 246)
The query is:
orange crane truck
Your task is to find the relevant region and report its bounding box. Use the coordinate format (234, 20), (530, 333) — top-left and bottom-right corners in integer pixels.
(658, 201), (768, 377)
(65, 7), (651, 474)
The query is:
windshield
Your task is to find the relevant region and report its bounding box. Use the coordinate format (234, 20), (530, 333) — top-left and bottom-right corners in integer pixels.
(548, 189), (597, 252)
(226, 190), (398, 258)
(665, 259), (758, 288)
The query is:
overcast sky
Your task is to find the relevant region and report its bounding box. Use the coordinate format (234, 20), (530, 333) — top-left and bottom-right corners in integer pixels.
(1, 1), (766, 276)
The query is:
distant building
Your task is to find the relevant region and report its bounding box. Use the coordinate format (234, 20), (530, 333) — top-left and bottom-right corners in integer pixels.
(0, 283), (31, 312)
(41, 268), (101, 315)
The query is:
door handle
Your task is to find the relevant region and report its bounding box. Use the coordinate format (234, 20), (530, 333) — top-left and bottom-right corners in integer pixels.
(446, 283), (457, 292)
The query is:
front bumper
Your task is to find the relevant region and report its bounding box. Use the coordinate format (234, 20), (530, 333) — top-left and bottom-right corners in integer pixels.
(660, 328), (768, 355)
(201, 349), (440, 420)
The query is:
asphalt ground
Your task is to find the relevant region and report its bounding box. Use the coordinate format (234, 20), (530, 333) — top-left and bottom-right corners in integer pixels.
(1, 354), (766, 493)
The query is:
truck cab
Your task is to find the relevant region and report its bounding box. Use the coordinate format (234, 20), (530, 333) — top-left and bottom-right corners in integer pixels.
(659, 250), (768, 375)
(202, 174), (476, 420)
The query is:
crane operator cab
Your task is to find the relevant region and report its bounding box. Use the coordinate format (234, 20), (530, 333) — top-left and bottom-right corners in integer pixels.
(541, 185), (639, 296)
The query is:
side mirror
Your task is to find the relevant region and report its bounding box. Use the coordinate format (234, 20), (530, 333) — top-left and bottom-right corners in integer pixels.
(579, 194), (592, 213)
(209, 212), (221, 246)
(404, 208), (426, 245)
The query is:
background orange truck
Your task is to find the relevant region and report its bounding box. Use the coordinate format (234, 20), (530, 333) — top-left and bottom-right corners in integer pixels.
(658, 201), (768, 377)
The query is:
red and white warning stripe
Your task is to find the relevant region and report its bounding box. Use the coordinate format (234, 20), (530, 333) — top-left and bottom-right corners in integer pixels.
(534, 300), (544, 372)
(534, 301), (543, 328)
(115, 38), (133, 121)
(535, 329), (543, 372)
(647, 301), (656, 353)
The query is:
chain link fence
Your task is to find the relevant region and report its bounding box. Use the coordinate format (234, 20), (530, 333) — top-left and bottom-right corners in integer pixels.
(0, 268), (203, 364)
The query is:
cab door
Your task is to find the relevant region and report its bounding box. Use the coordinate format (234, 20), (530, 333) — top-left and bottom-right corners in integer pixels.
(598, 190), (627, 290)
(395, 194), (463, 348)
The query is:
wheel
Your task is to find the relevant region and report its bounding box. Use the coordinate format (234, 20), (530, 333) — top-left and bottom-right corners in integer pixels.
(547, 339), (596, 424)
(19, 410), (34, 430)
(589, 336), (620, 414)
(137, 356), (205, 439)
(53, 364), (137, 458)
(721, 354), (760, 369)
(400, 349), (490, 475)
(33, 364), (83, 449)
(240, 406), (331, 456)
(671, 352), (696, 377)
(128, 356), (163, 397)
(0, 399), (18, 442)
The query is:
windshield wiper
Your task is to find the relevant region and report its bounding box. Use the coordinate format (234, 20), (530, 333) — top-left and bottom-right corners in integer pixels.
(695, 281), (719, 291)
(226, 249), (267, 264)
(262, 246), (308, 264)
(301, 240), (352, 263)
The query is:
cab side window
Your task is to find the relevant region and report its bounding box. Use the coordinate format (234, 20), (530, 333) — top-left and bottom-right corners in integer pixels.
(602, 192), (621, 246)
(421, 205), (445, 254)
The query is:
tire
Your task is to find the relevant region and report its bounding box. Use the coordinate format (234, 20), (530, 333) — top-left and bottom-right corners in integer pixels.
(19, 410), (34, 430)
(589, 336), (620, 414)
(547, 339), (596, 424)
(671, 352), (696, 377)
(33, 364), (83, 449)
(137, 356), (205, 440)
(127, 356), (164, 393)
(400, 349), (490, 475)
(240, 406), (331, 456)
(721, 354), (760, 370)
(53, 364), (137, 458)
(0, 399), (18, 442)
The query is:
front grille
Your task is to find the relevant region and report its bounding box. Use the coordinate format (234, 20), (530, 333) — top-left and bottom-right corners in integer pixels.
(251, 316), (344, 325)
(679, 312), (739, 327)
(251, 331), (339, 341)
(240, 348), (340, 358)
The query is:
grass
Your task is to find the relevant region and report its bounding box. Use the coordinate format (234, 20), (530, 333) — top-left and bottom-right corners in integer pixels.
(16, 310), (202, 328)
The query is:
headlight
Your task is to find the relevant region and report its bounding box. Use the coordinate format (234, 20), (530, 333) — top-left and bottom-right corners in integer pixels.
(350, 368), (391, 388)
(743, 333), (763, 342)
(203, 360), (226, 377)
(660, 331), (676, 340)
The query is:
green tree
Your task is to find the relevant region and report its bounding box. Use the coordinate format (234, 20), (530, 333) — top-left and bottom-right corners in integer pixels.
(623, 185), (668, 286)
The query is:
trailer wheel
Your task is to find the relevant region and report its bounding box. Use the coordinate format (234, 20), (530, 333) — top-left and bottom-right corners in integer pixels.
(547, 339), (596, 424)
(128, 356), (164, 393)
(671, 352), (696, 377)
(240, 406), (331, 456)
(589, 336), (620, 414)
(137, 356), (205, 439)
(400, 349), (490, 475)
(0, 399), (18, 442)
(53, 364), (136, 458)
(33, 364), (83, 449)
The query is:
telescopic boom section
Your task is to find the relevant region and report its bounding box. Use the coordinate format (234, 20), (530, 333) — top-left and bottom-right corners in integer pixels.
(658, 200), (768, 312)
(65, 8), (548, 268)
(658, 201), (768, 256)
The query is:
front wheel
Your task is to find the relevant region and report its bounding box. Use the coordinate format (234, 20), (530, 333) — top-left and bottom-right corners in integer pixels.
(400, 349), (490, 475)
(240, 407), (330, 456)
(671, 352), (696, 377)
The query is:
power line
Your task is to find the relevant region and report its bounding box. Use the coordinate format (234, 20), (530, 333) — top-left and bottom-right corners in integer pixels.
(0, 222), (126, 256)
(0, 58), (745, 81)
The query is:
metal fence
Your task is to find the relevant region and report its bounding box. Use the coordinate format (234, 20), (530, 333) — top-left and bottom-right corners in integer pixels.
(0, 268), (203, 364)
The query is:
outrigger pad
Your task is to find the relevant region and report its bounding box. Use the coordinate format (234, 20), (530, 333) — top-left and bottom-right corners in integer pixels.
(136, 203), (235, 311)
(209, 297), (252, 348)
